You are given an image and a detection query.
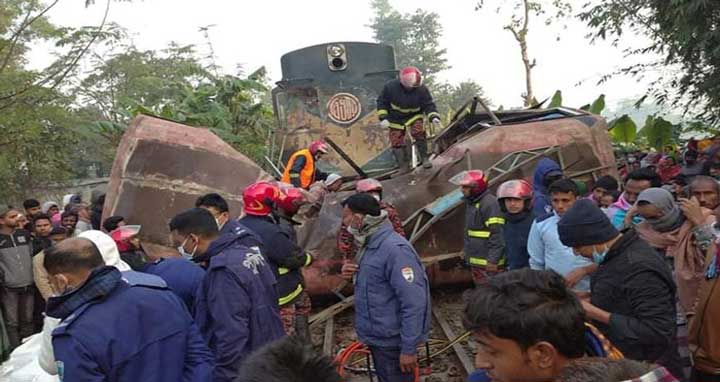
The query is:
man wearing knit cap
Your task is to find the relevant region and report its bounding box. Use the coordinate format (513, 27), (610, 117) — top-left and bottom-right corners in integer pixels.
(340, 193), (430, 382)
(557, 199), (684, 379)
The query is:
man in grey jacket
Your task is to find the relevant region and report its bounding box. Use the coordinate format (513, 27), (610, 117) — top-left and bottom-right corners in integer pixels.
(0, 207), (34, 349)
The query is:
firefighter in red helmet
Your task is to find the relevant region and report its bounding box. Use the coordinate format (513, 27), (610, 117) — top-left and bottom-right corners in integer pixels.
(450, 170), (505, 286)
(239, 182), (313, 342)
(281, 140), (330, 189)
(377, 66), (441, 171)
(337, 178), (406, 260)
(497, 179), (535, 270)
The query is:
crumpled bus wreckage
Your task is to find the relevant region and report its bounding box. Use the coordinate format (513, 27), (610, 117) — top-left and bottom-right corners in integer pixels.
(104, 42), (617, 298)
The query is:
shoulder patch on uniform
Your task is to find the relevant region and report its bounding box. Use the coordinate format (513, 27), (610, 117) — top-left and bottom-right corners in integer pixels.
(536, 212), (555, 223)
(243, 246), (266, 275)
(401, 267), (414, 283)
(122, 271), (168, 288)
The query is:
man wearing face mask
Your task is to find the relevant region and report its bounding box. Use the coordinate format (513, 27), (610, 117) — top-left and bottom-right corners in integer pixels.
(43, 237), (214, 382)
(170, 207), (284, 382)
(337, 178), (405, 260)
(195, 193), (263, 248)
(558, 199), (684, 379)
(340, 193), (430, 382)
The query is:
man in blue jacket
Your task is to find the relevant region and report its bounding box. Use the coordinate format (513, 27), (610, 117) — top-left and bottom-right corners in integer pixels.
(140, 257), (205, 314)
(44, 237), (214, 382)
(170, 208), (284, 382)
(340, 193), (431, 382)
(532, 158), (564, 216)
(195, 193), (263, 248)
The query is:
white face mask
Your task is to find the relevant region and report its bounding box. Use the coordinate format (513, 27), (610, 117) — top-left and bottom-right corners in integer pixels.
(177, 236), (197, 260)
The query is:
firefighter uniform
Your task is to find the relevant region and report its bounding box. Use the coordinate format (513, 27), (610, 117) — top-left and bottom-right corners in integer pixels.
(464, 192), (506, 285)
(281, 143), (329, 189)
(377, 78), (440, 169)
(238, 214), (312, 333)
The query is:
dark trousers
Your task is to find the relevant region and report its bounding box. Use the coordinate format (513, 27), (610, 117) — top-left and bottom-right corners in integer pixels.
(691, 368), (720, 382)
(0, 286), (35, 349)
(368, 346), (414, 382)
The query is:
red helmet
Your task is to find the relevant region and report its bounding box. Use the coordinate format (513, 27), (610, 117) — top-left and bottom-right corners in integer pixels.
(110, 225), (141, 252)
(356, 178), (383, 193)
(497, 180), (533, 200)
(450, 170), (488, 196)
(243, 182), (281, 216)
(277, 187), (308, 214)
(399, 66), (422, 88)
(309, 140), (329, 155)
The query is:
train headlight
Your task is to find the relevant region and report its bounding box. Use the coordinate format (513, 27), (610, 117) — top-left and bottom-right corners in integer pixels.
(328, 44), (345, 58)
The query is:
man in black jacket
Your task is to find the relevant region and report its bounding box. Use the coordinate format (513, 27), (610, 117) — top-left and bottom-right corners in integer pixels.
(377, 66), (441, 170)
(557, 199), (684, 379)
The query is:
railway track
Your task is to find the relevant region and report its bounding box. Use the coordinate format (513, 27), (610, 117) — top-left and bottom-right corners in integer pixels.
(315, 288), (476, 381)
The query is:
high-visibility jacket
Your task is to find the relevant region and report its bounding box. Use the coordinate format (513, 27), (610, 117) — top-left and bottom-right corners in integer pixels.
(463, 192), (506, 267)
(282, 149), (315, 189)
(377, 79), (440, 130)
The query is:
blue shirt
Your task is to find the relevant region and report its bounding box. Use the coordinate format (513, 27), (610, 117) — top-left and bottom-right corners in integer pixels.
(527, 212), (593, 292)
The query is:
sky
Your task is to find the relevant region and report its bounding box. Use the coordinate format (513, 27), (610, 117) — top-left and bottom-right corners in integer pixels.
(29, 0), (656, 111)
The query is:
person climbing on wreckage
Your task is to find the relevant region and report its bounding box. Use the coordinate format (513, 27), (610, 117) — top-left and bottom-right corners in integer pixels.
(377, 66), (442, 171)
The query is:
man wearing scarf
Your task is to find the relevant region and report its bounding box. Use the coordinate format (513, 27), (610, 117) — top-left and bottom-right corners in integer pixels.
(634, 188), (716, 315)
(340, 193), (430, 382)
(44, 237), (214, 381)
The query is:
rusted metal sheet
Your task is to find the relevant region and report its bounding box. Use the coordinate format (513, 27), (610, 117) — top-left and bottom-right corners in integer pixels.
(104, 105), (614, 298)
(296, 111), (617, 295)
(103, 115), (272, 258)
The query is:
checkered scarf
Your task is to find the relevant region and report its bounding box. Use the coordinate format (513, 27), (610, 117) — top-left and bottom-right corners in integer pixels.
(46, 266), (121, 320)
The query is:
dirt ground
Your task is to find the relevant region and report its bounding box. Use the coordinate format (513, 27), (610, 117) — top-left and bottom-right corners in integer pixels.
(311, 287), (474, 382)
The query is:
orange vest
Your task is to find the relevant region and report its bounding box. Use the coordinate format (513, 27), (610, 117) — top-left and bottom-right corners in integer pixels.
(282, 149), (315, 189)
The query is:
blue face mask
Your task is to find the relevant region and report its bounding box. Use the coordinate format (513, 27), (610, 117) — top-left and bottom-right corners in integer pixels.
(592, 246), (609, 264)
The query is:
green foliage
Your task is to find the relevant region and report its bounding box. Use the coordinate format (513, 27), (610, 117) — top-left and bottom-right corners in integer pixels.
(369, 0), (450, 86)
(639, 116), (674, 152)
(433, 80), (491, 120)
(580, 1), (720, 127)
(548, 90), (562, 108)
(76, 41), (274, 164)
(609, 115), (637, 146)
(0, 0), (120, 201)
(589, 94), (605, 115)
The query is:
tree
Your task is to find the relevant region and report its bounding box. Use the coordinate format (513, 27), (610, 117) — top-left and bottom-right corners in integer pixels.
(77, 42), (274, 164)
(580, 1), (720, 127)
(476, 0), (572, 106)
(0, 0), (118, 201)
(433, 80), (490, 121)
(368, 0), (450, 86)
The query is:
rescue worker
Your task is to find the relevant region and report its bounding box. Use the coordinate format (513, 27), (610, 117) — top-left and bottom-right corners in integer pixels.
(109, 224), (148, 270)
(44, 237), (214, 381)
(451, 170), (506, 285)
(496, 179), (535, 270)
(340, 193), (431, 382)
(169, 207), (284, 382)
(281, 140), (330, 189)
(337, 178), (405, 260)
(238, 183), (313, 339)
(274, 187), (313, 341)
(377, 66), (441, 170)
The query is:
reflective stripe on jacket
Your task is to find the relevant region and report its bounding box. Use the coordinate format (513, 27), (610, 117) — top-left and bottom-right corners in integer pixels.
(281, 149), (315, 189)
(463, 192), (505, 267)
(377, 79), (440, 129)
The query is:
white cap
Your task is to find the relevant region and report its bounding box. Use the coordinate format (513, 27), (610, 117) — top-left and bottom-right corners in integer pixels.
(79, 230), (132, 271)
(324, 173), (342, 187)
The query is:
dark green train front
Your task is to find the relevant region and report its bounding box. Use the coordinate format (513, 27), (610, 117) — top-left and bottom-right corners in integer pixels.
(269, 42), (398, 176)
